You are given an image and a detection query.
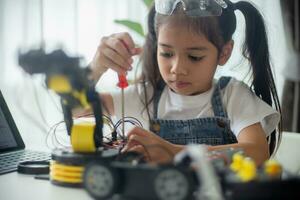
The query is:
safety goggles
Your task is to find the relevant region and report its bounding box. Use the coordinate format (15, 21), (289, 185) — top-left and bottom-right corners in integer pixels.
(155, 0), (228, 17)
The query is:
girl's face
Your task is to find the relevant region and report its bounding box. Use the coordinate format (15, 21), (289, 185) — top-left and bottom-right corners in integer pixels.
(157, 23), (223, 96)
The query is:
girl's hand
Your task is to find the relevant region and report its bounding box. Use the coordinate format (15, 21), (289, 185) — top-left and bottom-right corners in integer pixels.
(121, 126), (184, 164)
(89, 32), (142, 81)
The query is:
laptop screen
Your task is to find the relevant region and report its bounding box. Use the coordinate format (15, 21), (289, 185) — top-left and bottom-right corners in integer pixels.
(0, 91), (25, 153)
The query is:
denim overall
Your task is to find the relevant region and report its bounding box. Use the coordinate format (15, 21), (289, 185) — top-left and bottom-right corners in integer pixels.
(150, 77), (238, 146)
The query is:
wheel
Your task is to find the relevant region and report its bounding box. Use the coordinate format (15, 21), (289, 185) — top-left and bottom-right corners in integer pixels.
(154, 168), (190, 200)
(83, 162), (119, 200)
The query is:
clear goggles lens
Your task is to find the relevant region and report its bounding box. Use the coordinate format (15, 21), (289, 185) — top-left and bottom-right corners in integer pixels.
(155, 0), (228, 17)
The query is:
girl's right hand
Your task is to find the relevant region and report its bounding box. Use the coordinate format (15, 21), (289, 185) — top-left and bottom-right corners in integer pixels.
(89, 32), (142, 81)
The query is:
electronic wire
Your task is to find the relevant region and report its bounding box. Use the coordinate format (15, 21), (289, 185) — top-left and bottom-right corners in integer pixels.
(46, 120), (64, 149)
(115, 116), (143, 140)
(46, 112), (144, 150)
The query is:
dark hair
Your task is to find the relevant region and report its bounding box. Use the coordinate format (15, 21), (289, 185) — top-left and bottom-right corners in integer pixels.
(139, 1), (282, 155)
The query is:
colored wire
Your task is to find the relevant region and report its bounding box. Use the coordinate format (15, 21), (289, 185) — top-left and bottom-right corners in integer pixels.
(115, 116), (143, 140)
(46, 121), (64, 149)
(46, 113), (143, 151)
(115, 116), (143, 128)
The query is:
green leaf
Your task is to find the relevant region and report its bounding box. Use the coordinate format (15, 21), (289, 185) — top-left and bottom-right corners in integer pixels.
(142, 0), (154, 9)
(114, 20), (144, 37)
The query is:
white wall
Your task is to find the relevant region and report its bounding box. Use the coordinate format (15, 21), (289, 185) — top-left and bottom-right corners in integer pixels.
(0, 0), (148, 150)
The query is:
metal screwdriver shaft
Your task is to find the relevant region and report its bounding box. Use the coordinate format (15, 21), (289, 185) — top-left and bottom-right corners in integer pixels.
(118, 74), (128, 139)
(121, 88), (125, 138)
(117, 41), (130, 139)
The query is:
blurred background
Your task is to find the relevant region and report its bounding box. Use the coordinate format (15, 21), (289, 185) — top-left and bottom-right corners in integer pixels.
(0, 0), (298, 150)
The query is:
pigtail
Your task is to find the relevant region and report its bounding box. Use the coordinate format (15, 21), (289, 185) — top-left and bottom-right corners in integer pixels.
(142, 4), (159, 86)
(140, 5), (161, 120)
(235, 1), (282, 155)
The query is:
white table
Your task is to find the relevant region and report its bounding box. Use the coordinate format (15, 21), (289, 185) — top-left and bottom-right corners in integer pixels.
(0, 172), (92, 200)
(1, 126), (299, 200)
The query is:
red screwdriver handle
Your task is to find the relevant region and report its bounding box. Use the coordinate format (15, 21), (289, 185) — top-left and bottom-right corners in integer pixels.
(117, 74), (128, 88)
(117, 40), (130, 89)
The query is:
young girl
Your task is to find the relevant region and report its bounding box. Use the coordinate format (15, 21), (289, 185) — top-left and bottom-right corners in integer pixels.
(89, 0), (281, 165)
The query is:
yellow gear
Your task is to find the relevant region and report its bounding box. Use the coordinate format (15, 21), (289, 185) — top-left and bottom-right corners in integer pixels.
(51, 173), (82, 183)
(50, 161), (84, 172)
(50, 161), (83, 184)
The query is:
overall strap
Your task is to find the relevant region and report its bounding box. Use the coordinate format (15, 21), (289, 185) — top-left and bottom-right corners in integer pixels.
(153, 80), (165, 119)
(211, 76), (232, 118)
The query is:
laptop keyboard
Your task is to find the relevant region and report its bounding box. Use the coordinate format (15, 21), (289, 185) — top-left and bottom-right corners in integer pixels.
(0, 150), (51, 175)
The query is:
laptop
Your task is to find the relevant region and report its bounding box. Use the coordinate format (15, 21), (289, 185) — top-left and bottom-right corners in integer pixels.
(0, 90), (50, 175)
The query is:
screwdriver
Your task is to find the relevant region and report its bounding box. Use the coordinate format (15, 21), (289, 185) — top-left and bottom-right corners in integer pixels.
(117, 74), (128, 139)
(117, 41), (131, 139)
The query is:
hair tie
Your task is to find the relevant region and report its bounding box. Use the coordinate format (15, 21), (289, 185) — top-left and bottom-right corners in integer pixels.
(225, 0), (237, 11)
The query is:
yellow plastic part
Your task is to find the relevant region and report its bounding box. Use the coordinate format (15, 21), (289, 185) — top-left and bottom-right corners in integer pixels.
(50, 161), (83, 183)
(51, 170), (82, 178)
(51, 173), (82, 183)
(48, 75), (90, 109)
(230, 153), (257, 182)
(237, 158), (257, 182)
(71, 122), (96, 153)
(264, 159), (282, 178)
(48, 75), (72, 93)
(50, 161), (84, 172)
(72, 90), (90, 109)
(230, 153), (244, 172)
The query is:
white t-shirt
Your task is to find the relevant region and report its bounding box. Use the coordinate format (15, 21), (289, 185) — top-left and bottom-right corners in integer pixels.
(111, 78), (280, 138)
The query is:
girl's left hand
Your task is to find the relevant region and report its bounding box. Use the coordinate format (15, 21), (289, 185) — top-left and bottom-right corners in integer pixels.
(121, 126), (183, 164)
